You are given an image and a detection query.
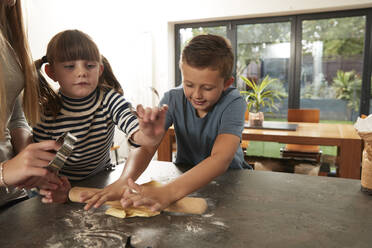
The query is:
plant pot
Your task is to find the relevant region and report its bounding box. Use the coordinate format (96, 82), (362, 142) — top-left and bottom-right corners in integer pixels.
(249, 112), (264, 126)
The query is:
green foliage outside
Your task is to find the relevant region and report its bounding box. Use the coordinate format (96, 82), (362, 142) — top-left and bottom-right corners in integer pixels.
(332, 70), (362, 112)
(240, 75), (287, 113)
(302, 16), (365, 56)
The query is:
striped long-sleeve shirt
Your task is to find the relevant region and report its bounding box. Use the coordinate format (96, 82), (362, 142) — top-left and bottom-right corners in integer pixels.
(32, 88), (139, 180)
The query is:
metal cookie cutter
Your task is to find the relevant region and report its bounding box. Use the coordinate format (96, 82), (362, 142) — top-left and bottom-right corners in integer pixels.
(47, 132), (77, 174)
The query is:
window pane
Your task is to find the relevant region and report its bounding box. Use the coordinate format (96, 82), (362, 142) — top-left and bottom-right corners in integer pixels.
(179, 26), (227, 56)
(237, 22), (291, 119)
(300, 16), (366, 121)
(177, 26), (227, 85)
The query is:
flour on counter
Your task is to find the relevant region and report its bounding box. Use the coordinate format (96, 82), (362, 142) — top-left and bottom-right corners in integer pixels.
(44, 208), (129, 248)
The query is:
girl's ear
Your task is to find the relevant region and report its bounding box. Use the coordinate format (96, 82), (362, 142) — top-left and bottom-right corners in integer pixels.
(44, 64), (57, 81)
(99, 64), (104, 76)
(223, 77), (234, 90)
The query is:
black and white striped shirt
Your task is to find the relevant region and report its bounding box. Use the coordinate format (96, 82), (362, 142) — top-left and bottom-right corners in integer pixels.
(32, 88), (139, 180)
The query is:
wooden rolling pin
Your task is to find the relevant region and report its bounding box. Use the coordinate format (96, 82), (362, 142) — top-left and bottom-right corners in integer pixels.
(69, 186), (208, 215)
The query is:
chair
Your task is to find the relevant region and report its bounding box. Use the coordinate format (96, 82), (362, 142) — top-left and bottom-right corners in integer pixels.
(280, 109), (322, 162)
(110, 143), (120, 166)
(241, 109), (250, 151)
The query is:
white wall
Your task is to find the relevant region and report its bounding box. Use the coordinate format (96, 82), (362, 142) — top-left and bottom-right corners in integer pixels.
(24, 0), (372, 100)
(23, 0), (372, 158)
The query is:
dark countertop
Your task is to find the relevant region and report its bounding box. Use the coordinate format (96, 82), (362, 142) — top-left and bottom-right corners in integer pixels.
(1, 161), (372, 248)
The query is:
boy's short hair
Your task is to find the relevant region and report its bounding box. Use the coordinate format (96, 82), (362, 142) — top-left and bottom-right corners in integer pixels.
(180, 34), (234, 81)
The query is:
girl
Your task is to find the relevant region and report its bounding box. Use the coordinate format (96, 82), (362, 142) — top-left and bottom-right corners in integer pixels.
(33, 29), (167, 203)
(0, 0), (62, 208)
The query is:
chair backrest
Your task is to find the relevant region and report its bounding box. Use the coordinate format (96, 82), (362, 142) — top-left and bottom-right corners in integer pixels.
(287, 109), (320, 123)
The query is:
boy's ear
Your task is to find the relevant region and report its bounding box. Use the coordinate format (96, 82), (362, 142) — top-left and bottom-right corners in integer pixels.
(44, 64), (57, 81)
(223, 77), (234, 90)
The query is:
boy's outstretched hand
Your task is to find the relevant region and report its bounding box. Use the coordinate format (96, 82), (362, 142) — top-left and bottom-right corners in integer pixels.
(120, 178), (172, 212)
(133, 104), (168, 146)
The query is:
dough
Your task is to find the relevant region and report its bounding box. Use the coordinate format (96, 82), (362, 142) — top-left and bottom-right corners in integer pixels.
(105, 206), (160, 218)
(105, 181), (162, 219)
(69, 180), (208, 218)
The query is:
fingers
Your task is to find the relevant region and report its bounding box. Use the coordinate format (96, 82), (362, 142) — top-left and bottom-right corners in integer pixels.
(22, 141), (60, 168)
(92, 194), (110, 209)
(44, 173), (64, 187)
(19, 176), (41, 189)
(60, 176), (71, 189)
(82, 190), (113, 210)
(136, 104), (168, 122)
(32, 140), (61, 152)
(41, 197), (53, 204)
(121, 179), (146, 208)
(39, 189), (52, 204)
(127, 178), (141, 193)
(136, 104), (145, 118)
(83, 195), (100, 210)
(83, 192), (107, 210)
(120, 188), (160, 212)
(80, 191), (96, 202)
(39, 178), (70, 204)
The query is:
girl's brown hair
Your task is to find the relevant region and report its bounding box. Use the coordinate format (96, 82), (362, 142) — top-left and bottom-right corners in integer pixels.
(0, 1), (40, 138)
(180, 34), (234, 81)
(36, 29), (123, 117)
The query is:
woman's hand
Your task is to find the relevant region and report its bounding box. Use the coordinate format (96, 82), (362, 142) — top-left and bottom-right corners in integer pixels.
(2, 140), (60, 187)
(39, 176), (71, 203)
(121, 178), (172, 212)
(81, 179), (128, 210)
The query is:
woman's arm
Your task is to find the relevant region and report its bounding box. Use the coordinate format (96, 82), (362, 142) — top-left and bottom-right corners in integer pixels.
(9, 96), (33, 153)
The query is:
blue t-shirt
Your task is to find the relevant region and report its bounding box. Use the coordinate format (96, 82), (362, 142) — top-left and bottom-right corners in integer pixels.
(160, 86), (247, 169)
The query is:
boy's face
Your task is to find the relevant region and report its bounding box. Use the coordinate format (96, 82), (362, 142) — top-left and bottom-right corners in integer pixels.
(181, 62), (233, 118)
(45, 60), (103, 99)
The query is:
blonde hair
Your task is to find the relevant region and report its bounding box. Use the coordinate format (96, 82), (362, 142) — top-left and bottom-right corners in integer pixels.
(36, 29), (123, 117)
(0, 1), (39, 139)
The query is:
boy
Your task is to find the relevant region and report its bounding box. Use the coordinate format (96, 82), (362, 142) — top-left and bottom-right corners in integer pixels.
(83, 34), (249, 211)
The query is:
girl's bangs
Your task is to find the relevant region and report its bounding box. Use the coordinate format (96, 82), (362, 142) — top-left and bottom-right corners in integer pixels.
(51, 32), (100, 63)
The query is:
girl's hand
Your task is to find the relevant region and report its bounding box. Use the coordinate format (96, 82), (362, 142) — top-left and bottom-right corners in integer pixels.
(17, 173), (63, 191)
(39, 176), (71, 203)
(135, 104), (168, 146)
(81, 179), (128, 210)
(2, 140), (60, 187)
(120, 178), (171, 212)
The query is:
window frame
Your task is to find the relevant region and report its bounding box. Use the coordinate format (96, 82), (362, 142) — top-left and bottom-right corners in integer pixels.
(175, 7), (372, 115)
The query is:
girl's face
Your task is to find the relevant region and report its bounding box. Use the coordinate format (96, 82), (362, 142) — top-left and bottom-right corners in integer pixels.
(46, 60), (103, 99)
(181, 62), (233, 118)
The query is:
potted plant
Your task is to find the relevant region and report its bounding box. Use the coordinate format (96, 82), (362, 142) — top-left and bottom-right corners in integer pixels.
(240, 75), (286, 126)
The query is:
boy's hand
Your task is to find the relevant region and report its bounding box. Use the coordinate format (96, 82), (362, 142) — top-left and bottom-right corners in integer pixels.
(135, 104), (168, 145)
(81, 179), (128, 210)
(39, 176), (71, 204)
(120, 178), (171, 212)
